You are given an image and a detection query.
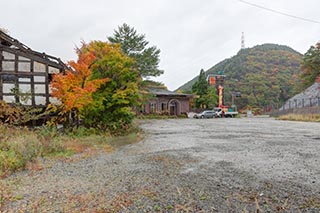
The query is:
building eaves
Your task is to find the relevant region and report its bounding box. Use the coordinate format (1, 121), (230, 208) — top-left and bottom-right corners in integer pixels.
(148, 87), (193, 97)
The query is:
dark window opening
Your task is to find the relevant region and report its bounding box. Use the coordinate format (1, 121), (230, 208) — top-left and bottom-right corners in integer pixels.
(1, 74), (16, 82)
(48, 74), (53, 82)
(161, 103), (167, 111)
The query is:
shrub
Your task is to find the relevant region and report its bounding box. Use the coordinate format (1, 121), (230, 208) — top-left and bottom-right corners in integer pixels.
(0, 128), (40, 175)
(0, 101), (48, 126)
(0, 126), (66, 176)
(0, 101), (21, 125)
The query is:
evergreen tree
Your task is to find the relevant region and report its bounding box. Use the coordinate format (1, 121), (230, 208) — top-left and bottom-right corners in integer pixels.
(192, 69), (209, 108)
(108, 23), (163, 78)
(300, 42), (320, 89)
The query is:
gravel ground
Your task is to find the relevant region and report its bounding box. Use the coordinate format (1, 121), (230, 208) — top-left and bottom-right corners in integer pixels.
(2, 117), (320, 212)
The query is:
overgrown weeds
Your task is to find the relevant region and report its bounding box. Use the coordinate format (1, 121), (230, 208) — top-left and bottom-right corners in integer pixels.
(0, 124), (141, 178)
(0, 125), (62, 177)
(276, 114), (320, 122)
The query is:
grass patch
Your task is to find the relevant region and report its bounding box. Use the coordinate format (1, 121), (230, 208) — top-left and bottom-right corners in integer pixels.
(276, 114), (320, 122)
(0, 125), (142, 178)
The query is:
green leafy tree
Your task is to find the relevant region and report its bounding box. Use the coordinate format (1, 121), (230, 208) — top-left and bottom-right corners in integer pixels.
(141, 80), (167, 89)
(192, 69), (209, 108)
(79, 41), (140, 134)
(108, 23), (163, 78)
(300, 42), (320, 89)
(204, 86), (218, 109)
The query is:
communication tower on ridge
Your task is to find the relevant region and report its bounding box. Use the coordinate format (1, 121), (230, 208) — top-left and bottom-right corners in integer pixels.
(241, 32), (245, 49)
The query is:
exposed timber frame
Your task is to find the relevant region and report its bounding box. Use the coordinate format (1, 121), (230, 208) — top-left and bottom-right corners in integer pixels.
(0, 30), (66, 107)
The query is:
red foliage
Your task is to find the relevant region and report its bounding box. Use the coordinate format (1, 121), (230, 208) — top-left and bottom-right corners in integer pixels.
(51, 51), (109, 113)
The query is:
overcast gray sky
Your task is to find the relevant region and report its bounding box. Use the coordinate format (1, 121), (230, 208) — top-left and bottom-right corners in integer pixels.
(1, 0), (319, 90)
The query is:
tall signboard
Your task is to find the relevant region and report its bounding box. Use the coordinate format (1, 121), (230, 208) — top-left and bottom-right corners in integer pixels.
(207, 72), (225, 108)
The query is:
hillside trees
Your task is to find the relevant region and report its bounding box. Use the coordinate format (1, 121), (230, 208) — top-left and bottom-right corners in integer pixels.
(108, 23), (163, 78)
(300, 42), (320, 89)
(179, 44), (303, 110)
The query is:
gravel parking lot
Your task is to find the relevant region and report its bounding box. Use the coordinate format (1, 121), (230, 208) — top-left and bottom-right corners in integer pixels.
(3, 118), (320, 212)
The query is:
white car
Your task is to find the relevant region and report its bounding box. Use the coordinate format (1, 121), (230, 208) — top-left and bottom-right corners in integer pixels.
(193, 110), (215, 119)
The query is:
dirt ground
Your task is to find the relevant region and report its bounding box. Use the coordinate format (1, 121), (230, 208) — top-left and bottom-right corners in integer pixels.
(2, 118), (320, 212)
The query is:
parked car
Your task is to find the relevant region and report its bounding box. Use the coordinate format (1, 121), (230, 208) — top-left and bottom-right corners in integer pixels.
(193, 110), (215, 119)
(213, 107), (238, 118)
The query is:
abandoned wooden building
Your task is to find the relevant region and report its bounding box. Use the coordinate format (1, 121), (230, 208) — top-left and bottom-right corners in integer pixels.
(143, 88), (193, 116)
(0, 31), (65, 106)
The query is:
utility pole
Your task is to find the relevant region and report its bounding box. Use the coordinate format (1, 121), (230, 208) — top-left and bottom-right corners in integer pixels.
(231, 91), (241, 112)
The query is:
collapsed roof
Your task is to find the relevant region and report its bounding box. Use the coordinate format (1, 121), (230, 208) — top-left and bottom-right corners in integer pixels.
(0, 30), (66, 69)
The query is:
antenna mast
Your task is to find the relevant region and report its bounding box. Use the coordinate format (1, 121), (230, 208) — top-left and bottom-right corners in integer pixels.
(241, 32), (245, 49)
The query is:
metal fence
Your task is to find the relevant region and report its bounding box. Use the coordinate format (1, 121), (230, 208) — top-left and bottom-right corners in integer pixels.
(263, 97), (320, 112)
(280, 97), (320, 110)
(270, 106), (320, 117)
(266, 97), (320, 116)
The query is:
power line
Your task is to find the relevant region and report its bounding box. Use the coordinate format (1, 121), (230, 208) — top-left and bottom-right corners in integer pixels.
(238, 0), (320, 24)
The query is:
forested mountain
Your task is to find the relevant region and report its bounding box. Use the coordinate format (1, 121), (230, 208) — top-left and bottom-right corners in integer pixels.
(177, 44), (303, 110)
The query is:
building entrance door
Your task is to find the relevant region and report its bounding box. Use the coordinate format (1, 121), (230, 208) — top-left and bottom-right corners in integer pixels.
(169, 100), (180, 115)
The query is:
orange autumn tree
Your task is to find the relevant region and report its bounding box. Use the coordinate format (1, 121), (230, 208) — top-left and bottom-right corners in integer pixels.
(51, 51), (109, 127)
